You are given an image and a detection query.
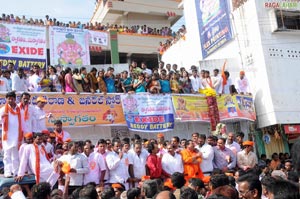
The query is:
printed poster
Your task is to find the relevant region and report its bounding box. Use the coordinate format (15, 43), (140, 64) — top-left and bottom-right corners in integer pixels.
(218, 94), (256, 121)
(0, 22), (47, 69)
(49, 26), (90, 67)
(88, 30), (108, 46)
(0, 93), (125, 127)
(121, 93), (174, 132)
(172, 95), (210, 122)
(195, 0), (233, 58)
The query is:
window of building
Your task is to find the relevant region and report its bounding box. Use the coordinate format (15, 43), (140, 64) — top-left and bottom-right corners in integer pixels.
(276, 10), (300, 30)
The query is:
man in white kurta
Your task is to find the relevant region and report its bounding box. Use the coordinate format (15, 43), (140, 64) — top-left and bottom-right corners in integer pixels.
(128, 142), (148, 187)
(82, 143), (106, 185)
(96, 139), (110, 183)
(0, 70), (11, 92)
(58, 141), (89, 187)
(12, 68), (28, 92)
(0, 92), (22, 177)
(236, 71), (251, 94)
(195, 134), (214, 175)
(16, 133), (59, 185)
(106, 140), (130, 189)
(18, 92), (35, 133)
(32, 96), (52, 132)
(237, 141), (258, 171)
(190, 69), (202, 93)
(162, 144), (184, 176)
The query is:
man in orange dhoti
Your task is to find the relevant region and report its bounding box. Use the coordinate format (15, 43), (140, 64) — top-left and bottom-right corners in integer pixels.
(181, 140), (204, 182)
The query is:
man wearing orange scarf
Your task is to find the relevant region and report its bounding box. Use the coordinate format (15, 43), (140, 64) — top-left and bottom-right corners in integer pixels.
(0, 91), (22, 177)
(181, 140), (204, 183)
(18, 92), (35, 133)
(54, 120), (71, 145)
(16, 133), (60, 187)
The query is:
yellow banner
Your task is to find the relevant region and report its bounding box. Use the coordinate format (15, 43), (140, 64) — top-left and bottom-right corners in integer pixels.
(0, 93), (125, 127)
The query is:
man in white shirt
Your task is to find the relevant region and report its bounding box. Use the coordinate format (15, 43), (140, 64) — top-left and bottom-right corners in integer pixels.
(18, 92), (35, 133)
(212, 69), (223, 95)
(96, 139), (110, 183)
(162, 144), (183, 176)
(41, 130), (54, 161)
(190, 69), (201, 93)
(236, 71), (251, 95)
(0, 69), (11, 92)
(33, 96), (52, 133)
(28, 65), (40, 92)
(128, 142), (148, 188)
(82, 143), (106, 186)
(195, 134), (214, 176)
(223, 71), (233, 94)
(225, 132), (241, 156)
(58, 141), (89, 193)
(106, 139), (130, 189)
(141, 62), (152, 75)
(53, 120), (71, 145)
(12, 68), (28, 92)
(0, 92), (22, 177)
(16, 133), (60, 186)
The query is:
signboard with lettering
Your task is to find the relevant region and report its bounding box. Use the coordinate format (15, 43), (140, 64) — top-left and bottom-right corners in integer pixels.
(195, 0), (233, 58)
(0, 22), (47, 69)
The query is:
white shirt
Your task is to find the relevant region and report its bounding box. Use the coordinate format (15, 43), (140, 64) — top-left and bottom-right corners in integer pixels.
(142, 68), (152, 75)
(28, 74), (40, 92)
(212, 75), (223, 94)
(12, 75), (28, 92)
(223, 78), (232, 94)
(161, 152), (184, 175)
(55, 130), (71, 143)
(58, 153), (89, 186)
(236, 76), (250, 94)
(0, 105), (21, 149)
(106, 151), (130, 184)
(97, 151), (109, 181)
(83, 152), (106, 185)
(196, 143), (214, 173)
(190, 75), (201, 92)
(0, 77), (11, 92)
(237, 150), (258, 170)
(18, 103), (35, 133)
(32, 106), (47, 132)
(225, 141), (241, 156)
(128, 150), (148, 179)
(18, 144), (53, 182)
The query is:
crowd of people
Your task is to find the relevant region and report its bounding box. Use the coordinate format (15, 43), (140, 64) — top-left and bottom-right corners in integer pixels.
(0, 61), (251, 96)
(0, 13), (173, 36)
(0, 97), (299, 199)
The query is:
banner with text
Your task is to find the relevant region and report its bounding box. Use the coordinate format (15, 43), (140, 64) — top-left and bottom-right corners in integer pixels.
(0, 22), (47, 69)
(195, 0), (233, 58)
(49, 26), (90, 67)
(0, 93), (125, 127)
(172, 95), (209, 122)
(217, 95), (256, 121)
(121, 94), (174, 132)
(172, 94), (256, 122)
(88, 30), (108, 47)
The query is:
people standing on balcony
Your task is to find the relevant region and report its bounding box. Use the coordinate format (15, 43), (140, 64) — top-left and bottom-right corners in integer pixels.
(80, 67), (91, 93)
(148, 73), (161, 94)
(159, 72), (171, 93)
(64, 67), (78, 94)
(212, 69), (223, 95)
(133, 73), (147, 93)
(179, 70), (192, 94)
(165, 64), (172, 75)
(105, 67), (116, 93)
(72, 68), (83, 93)
(141, 62), (152, 75)
(97, 69), (107, 94)
(171, 64), (179, 74)
(190, 69), (201, 94)
(170, 72), (180, 93)
(28, 65), (40, 92)
(48, 65), (61, 92)
(88, 67), (98, 94)
(236, 71), (251, 95)
(121, 71), (133, 93)
(223, 71), (233, 95)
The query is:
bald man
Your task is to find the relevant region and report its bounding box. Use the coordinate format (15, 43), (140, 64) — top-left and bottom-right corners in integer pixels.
(155, 191), (176, 199)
